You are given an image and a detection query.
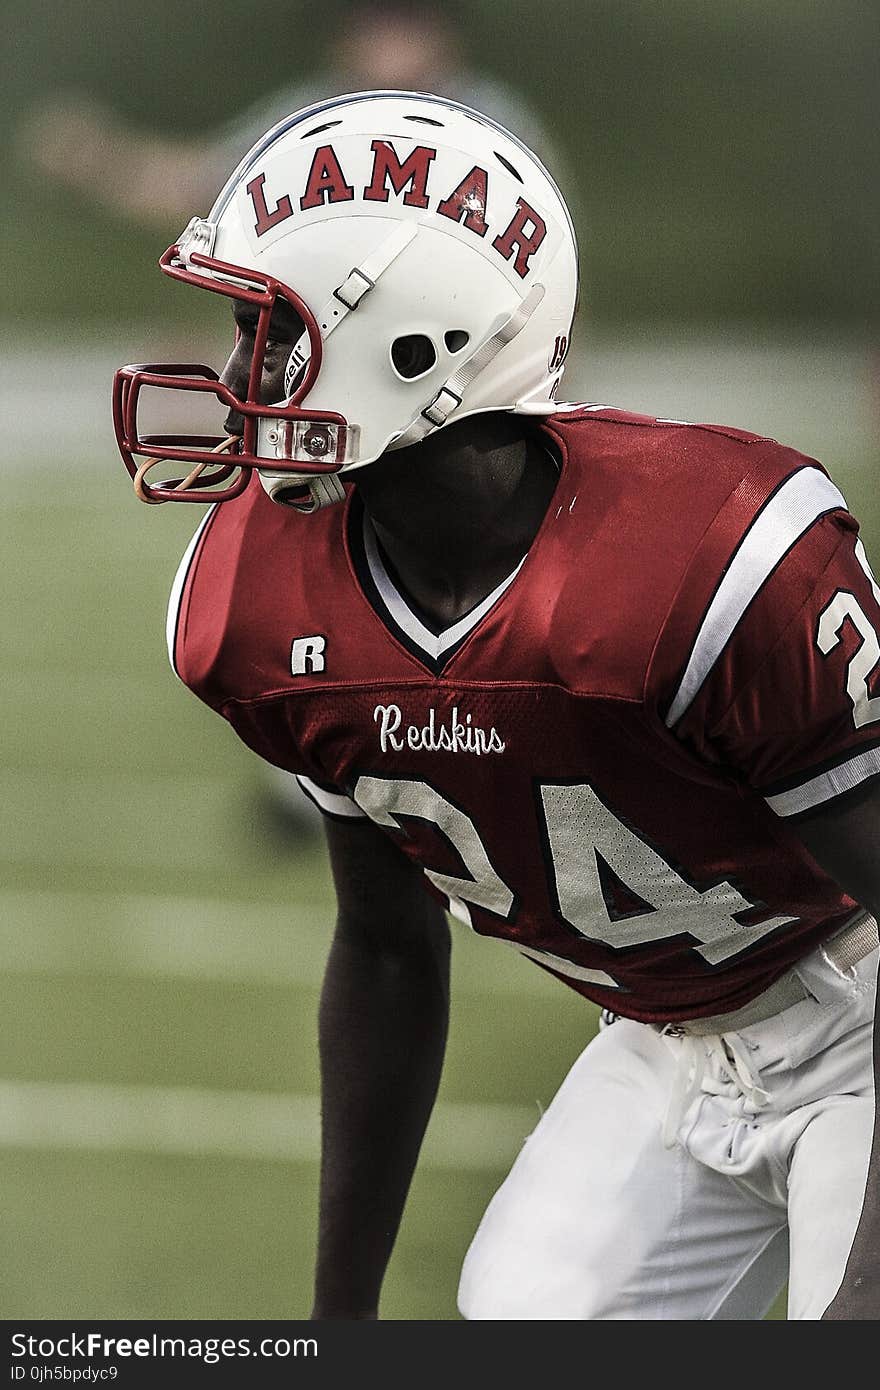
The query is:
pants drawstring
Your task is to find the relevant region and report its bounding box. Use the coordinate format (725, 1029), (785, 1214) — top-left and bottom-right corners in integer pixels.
(661, 1029), (771, 1150)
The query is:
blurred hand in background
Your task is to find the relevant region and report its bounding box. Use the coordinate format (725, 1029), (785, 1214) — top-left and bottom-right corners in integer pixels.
(15, 0), (565, 230)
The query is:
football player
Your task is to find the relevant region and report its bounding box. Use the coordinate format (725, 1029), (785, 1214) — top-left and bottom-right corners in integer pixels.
(113, 91), (879, 1319)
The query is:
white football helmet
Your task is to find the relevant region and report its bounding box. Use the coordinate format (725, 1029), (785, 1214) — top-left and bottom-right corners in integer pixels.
(114, 89), (579, 510)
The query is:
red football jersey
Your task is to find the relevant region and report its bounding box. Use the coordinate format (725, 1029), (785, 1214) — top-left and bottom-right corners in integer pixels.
(168, 406), (880, 1023)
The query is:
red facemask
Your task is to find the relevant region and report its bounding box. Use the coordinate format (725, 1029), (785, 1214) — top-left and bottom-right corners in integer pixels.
(112, 244), (353, 504)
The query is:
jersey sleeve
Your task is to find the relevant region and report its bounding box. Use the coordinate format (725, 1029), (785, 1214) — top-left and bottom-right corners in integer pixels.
(165, 506), (365, 818)
(295, 775), (367, 821)
(665, 470), (880, 819)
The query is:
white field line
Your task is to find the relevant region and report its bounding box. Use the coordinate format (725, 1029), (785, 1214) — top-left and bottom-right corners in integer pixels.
(0, 1080), (537, 1170)
(0, 887), (556, 997)
(0, 767), (241, 798)
(2, 334), (875, 468)
(0, 887), (334, 987)
(4, 668), (173, 694)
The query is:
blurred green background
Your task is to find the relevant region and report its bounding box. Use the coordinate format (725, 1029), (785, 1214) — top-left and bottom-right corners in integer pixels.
(2, 0), (878, 1322)
(3, 0), (879, 328)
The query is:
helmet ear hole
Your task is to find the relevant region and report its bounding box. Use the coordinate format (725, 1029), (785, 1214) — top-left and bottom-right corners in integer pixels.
(444, 330), (470, 354)
(390, 334), (437, 380)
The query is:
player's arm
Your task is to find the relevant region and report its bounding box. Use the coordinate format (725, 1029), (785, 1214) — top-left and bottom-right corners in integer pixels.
(311, 812), (452, 1320)
(793, 789), (880, 1320)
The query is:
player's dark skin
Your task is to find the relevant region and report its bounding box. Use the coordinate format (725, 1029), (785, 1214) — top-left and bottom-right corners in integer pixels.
(223, 297), (880, 1321)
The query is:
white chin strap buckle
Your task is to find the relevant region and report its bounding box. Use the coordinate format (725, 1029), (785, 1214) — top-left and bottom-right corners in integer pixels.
(333, 267), (375, 311)
(421, 387), (463, 429)
(284, 223), (418, 394)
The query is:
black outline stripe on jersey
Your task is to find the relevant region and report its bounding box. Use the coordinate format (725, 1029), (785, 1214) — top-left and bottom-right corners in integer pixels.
(166, 504), (221, 679)
(663, 466), (847, 728)
(346, 494), (506, 676)
(758, 731), (880, 799)
(350, 769), (520, 927)
(532, 774), (802, 975)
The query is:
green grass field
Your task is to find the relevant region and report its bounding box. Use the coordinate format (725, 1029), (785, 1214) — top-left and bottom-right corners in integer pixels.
(4, 414), (878, 1320)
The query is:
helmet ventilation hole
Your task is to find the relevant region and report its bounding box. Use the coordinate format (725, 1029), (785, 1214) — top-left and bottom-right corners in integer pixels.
(301, 120), (342, 138)
(494, 151), (523, 183)
(444, 330), (470, 354)
(391, 334), (437, 380)
(403, 114), (445, 127)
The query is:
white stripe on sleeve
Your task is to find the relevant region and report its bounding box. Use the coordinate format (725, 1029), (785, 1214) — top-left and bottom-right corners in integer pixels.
(764, 746), (880, 817)
(296, 776), (366, 819)
(666, 469), (847, 727)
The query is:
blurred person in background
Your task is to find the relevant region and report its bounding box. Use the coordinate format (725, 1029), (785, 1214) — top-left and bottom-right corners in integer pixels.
(18, 0), (564, 842)
(15, 0), (562, 228)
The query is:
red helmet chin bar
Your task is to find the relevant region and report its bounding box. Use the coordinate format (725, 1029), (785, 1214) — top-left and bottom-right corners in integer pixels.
(112, 245), (351, 504)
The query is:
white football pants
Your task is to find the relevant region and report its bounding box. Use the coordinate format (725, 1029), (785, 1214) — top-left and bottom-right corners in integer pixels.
(458, 943), (877, 1320)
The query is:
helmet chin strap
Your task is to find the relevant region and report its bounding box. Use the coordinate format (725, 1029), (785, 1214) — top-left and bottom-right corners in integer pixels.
(262, 242), (543, 510)
(392, 282), (546, 450)
(258, 467), (347, 511)
(261, 222), (420, 511)
(267, 281), (547, 510)
(257, 223), (419, 517)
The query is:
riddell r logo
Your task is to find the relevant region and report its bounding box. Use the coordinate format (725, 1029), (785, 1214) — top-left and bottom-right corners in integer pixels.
(291, 635), (326, 675)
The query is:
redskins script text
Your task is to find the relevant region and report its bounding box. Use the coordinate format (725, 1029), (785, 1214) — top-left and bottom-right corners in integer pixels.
(374, 703), (506, 755)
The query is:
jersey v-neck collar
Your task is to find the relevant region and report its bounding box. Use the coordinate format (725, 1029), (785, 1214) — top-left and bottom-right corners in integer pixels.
(345, 437), (562, 676)
(364, 509), (526, 659)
